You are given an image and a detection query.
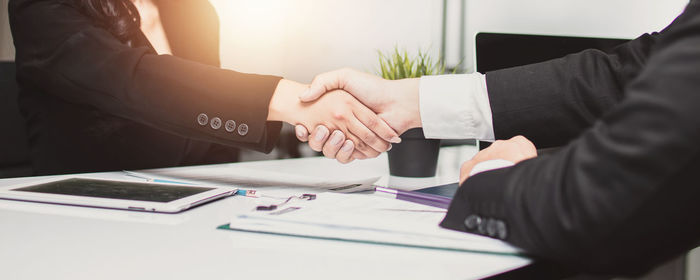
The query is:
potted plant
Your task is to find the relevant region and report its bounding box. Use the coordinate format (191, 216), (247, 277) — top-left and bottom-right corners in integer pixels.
(377, 48), (454, 177)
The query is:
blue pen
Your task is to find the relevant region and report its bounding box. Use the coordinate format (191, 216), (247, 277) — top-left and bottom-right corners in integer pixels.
(122, 170), (194, 185)
(122, 170), (257, 197)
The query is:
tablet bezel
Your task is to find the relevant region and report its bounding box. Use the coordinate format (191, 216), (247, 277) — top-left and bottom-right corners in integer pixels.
(0, 176), (236, 213)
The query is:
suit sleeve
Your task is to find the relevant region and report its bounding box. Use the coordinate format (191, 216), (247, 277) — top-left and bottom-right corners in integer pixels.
(441, 3), (700, 276)
(485, 32), (660, 148)
(9, 0), (282, 153)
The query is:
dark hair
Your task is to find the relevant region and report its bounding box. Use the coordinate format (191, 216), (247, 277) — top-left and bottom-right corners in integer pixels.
(72, 0), (141, 46)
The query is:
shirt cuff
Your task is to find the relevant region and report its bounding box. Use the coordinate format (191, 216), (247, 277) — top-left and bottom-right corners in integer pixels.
(469, 159), (514, 176)
(418, 73), (494, 140)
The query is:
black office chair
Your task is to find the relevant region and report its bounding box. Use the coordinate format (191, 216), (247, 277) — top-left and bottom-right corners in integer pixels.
(0, 61), (33, 178)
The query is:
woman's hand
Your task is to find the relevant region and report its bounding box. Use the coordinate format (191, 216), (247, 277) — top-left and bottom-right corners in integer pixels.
(268, 79), (399, 163)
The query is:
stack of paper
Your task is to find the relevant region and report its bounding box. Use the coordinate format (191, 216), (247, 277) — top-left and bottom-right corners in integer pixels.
(147, 166), (380, 193)
(220, 192), (522, 255)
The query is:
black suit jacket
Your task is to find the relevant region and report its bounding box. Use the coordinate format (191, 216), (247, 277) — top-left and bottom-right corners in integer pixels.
(441, 1), (700, 276)
(9, 0), (282, 175)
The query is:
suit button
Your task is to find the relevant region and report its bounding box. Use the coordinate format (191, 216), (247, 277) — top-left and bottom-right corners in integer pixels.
(477, 220), (488, 235)
(225, 120), (236, 132)
(237, 123), (249, 136)
(495, 220), (507, 240)
(485, 219), (498, 237)
(464, 214), (482, 231)
(210, 117), (222, 130)
(197, 113), (208, 126)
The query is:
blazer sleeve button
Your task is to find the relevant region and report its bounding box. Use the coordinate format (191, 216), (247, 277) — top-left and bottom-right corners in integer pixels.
(485, 219), (498, 237)
(210, 117), (222, 130)
(225, 120), (236, 132)
(464, 214), (482, 231)
(496, 220), (508, 240)
(197, 113), (208, 126)
(477, 219), (488, 235)
(237, 123), (249, 136)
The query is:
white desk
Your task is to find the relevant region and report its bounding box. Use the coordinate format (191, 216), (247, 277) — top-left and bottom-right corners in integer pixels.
(0, 146), (531, 280)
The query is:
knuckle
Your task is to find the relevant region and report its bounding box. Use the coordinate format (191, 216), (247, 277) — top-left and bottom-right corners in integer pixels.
(365, 116), (378, 129)
(361, 131), (376, 143)
(310, 74), (324, 85)
(333, 112), (345, 120)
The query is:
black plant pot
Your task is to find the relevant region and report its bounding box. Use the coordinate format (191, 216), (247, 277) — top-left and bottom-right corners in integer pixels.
(387, 128), (441, 177)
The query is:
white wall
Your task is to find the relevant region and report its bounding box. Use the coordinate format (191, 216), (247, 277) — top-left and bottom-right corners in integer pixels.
(0, 0), (14, 61)
(210, 0), (443, 83)
(212, 0), (690, 80)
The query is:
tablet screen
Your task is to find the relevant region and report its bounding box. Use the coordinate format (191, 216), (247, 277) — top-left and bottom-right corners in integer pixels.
(13, 178), (214, 203)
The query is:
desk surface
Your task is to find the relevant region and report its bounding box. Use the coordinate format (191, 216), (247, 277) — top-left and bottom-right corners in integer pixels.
(0, 146), (531, 280)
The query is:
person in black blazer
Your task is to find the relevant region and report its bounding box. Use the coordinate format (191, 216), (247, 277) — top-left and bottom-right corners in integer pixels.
(296, 1), (700, 275)
(8, 0), (399, 175)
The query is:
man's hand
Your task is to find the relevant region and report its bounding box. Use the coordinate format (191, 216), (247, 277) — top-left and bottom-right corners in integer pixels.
(459, 136), (537, 184)
(295, 68), (423, 161)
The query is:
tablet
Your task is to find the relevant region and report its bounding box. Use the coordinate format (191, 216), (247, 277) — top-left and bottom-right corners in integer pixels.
(0, 177), (236, 213)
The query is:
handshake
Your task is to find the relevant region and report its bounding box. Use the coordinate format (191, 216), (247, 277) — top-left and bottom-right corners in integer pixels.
(268, 68), (422, 164)
(267, 68), (537, 183)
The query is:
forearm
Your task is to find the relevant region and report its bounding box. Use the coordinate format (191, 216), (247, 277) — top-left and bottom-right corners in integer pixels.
(441, 25), (700, 274)
(486, 33), (659, 147)
(11, 0), (285, 153)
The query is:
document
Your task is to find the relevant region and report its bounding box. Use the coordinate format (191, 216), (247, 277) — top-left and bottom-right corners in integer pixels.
(146, 165), (379, 193)
(220, 192), (522, 255)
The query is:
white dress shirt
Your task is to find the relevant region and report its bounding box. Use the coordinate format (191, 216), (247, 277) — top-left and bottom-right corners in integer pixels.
(419, 73), (494, 140)
(419, 73), (513, 175)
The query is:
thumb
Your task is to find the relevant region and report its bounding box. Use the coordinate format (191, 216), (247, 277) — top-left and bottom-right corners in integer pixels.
(299, 83), (326, 102)
(300, 69), (348, 102)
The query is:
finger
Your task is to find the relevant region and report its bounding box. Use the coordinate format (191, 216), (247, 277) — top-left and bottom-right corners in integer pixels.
(336, 140), (355, 164)
(300, 69), (347, 102)
(346, 112), (391, 154)
(344, 129), (381, 158)
(295, 125), (310, 142)
(460, 160), (476, 184)
(308, 125), (330, 152)
(511, 135), (537, 155)
(322, 130), (345, 159)
(354, 103), (401, 143)
(352, 150), (367, 160)
(344, 134), (370, 160)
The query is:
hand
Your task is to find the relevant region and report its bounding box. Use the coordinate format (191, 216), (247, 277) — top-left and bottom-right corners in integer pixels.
(295, 68), (422, 160)
(459, 136), (537, 184)
(268, 79), (399, 162)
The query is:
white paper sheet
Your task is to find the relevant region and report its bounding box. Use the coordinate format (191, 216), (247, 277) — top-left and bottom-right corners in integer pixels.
(146, 166), (380, 193)
(223, 192), (522, 255)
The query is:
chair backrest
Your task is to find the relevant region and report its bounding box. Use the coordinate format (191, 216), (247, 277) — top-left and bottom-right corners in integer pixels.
(0, 61), (33, 178)
(475, 32), (628, 73)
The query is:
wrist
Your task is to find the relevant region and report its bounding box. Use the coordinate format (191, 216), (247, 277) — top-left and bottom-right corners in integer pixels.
(268, 79), (307, 124)
(389, 78), (422, 130)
